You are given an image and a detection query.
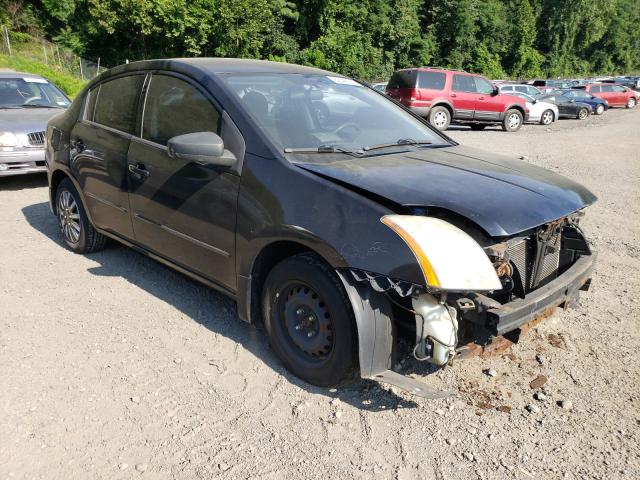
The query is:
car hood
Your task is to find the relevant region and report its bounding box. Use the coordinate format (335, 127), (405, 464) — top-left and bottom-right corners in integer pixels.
(295, 145), (597, 237)
(0, 107), (64, 133)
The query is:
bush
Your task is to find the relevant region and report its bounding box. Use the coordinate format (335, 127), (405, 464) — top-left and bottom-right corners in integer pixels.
(0, 54), (86, 97)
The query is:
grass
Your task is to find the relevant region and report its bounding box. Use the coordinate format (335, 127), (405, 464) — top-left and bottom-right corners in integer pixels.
(0, 54), (86, 97)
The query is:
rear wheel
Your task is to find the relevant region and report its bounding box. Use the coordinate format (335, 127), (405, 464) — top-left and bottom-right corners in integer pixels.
(595, 104), (605, 115)
(428, 106), (451, 130)
(469, 124), (487, 131)
(577, 108), (589, 120)
(627, 97), (637, 109)
(55, 178), (106, 253)
(502, 109), (523, 132)
(262, 253), (358, 387)
(540, 109), (555, 125)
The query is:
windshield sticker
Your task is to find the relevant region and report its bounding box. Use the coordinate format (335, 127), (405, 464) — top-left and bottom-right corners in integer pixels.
(326, 76), (361, 87)
(23, 77), (48, 84)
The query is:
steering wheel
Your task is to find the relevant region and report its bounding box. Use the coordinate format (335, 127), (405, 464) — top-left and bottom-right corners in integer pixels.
(334, 122), (360, 141)
(23, 96), (43, 105)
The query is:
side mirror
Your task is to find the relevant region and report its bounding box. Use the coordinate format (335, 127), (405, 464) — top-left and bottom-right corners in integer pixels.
(492, 86), (499, 96)
(167, 132), (236, 168)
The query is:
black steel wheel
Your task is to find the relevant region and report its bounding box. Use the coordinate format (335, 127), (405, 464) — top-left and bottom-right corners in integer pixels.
(55, 178), (106, 253)
(262, 253), (358, 387)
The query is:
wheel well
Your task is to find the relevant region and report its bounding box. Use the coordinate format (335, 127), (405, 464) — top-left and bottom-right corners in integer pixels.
(432, 102), (453, 117)
(507, 105), (525, 116)
(49, 170), (70, 214)
(249, 241), (327, 325)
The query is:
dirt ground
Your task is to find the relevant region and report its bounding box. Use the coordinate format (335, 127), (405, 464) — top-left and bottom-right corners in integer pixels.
(1, 108), (639, 480)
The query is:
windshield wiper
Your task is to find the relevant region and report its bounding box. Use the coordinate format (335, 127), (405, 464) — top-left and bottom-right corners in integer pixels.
(362, 138), (433, 152)
(14, 104), (63, 108)
(284, 144), (362, 157)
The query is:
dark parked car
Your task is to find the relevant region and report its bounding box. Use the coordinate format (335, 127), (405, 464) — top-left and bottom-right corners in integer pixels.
(537, 94), (592, 119)
(46, 59), (596, 395)
(0, 72), (70, 176)
(530, 79), (573, 93)
(559, 89), (609, 115)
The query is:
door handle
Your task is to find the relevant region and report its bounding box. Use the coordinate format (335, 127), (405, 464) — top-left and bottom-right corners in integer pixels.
(450, 93), (457, 98)
(128, 163), (150, 178)
(478, 96), (485, 100)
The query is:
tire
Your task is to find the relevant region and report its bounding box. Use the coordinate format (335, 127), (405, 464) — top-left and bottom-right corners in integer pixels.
(627, 97), (637, 109)
(595, 104), (605, 115)
(428, 106), (451, 131)
(55, 178), (107, 253)
(540, 109), (555, 125)
(577, 108), (589, 120)
(262, 253), (358, 387)
(501, 109), (523, 132)
(469, 124), (487, 131)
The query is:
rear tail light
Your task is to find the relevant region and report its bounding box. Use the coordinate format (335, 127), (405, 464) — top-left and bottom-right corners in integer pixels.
(409, 89), (421, 102)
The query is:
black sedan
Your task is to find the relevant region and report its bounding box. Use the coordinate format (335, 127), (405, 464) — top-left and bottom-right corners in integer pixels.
(45, 59), (596, 396)
(538, 94), (593, 119)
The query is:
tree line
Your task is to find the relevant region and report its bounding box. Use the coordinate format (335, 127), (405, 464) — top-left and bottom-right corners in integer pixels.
(2, 0), (639, 81)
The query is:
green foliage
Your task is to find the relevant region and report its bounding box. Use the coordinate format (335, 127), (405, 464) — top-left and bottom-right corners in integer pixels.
(2, 0), (639, 80)
(0, 54), (86, 96)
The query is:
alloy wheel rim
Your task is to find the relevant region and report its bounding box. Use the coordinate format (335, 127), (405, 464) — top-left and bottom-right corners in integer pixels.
(433, 111), (447, 128)
(628, 98), (636, 108)
(508, 113), (520, 129)
(58, 190), (81, 244)
(542, 111), (553, 125)
(596, 105), (604, 114)
(579, 109), (587, 119)
(281, 283), (334, 360)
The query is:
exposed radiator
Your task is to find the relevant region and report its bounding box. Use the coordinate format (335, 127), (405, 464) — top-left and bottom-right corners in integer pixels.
(507, 230), (561, 294)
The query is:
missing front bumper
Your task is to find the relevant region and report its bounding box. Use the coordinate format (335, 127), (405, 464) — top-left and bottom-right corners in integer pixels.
(488, 253), (595, 336)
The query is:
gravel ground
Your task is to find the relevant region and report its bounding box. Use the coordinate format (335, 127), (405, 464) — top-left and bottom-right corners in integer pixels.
(1, 109), (639, 480)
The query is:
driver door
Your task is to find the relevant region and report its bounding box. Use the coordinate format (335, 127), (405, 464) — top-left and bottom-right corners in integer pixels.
(127, 73), (240, 290)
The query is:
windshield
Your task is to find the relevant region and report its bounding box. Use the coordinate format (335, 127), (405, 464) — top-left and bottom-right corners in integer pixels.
(222, 73), (448, 153)
(0, 77), (70, 108)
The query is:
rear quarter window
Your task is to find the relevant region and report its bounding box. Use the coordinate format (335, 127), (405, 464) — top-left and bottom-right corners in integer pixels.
(417, 71), (446, 90)
(93, 75), (144, 134)
(388, 71), (417, 89)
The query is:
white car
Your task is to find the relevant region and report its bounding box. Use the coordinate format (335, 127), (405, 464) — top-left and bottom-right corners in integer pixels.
(498, 83), (543, 97)
(508, 92), (559, 125)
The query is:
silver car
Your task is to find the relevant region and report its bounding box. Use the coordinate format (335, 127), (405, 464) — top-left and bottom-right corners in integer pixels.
(0, 72), (70, 176)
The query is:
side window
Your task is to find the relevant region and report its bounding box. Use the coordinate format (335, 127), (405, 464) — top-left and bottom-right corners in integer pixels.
(601, 85), (614, 93)
(612, 85), (625, 92)
(387, 71), (416, 89)
(84, 86), (99, 121)
(142, 75), (221, 146)
(417, 71), (446, 90)
(590, 85), (601, 93)
(474, 77), (494, 94)
(452, 74), (476, 93)
(514, 86), (527, 93)
(93, 75), (144, 134)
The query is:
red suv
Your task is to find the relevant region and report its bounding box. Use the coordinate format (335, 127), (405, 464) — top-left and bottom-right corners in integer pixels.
(574, 83), (639, 109)
(386, 67), (529, 132)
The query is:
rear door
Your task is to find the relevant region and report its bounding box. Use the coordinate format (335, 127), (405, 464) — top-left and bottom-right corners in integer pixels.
(450, 74), (477, 119)
(611, 85), (627, 105)
(127, 72), (240, 290)
(71, 74), (144, 238)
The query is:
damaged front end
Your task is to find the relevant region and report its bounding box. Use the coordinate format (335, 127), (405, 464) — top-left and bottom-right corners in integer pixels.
(340, 212), (594, 397)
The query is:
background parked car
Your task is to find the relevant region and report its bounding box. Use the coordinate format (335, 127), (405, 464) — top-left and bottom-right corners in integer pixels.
(0, 71), (70, 176)
(498, 83), (543, 97)
(530, 79), (573, 93)
(573, 83), (639, 108)
(386, 67), (528, 132)
(538, 94), (592, 119)
(371, 82), (388, 92)
(507, 92), (558, 125)
(560, 89), (609, 115)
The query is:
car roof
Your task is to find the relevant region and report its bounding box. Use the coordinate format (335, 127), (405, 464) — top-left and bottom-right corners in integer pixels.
(93, 58), (340, 85)
(394, 67), (468, 75)
(0, 71), (48, 80)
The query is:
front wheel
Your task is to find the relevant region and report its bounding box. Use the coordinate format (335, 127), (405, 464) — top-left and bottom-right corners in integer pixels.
(502, 109), (523, 132)
(595, 104), (605, 115)
(577, 108), (589, 120)
(540, 109), (555, 125)
(627, 97), (637, 109)
(262, 253), (358, 387)
(428, 106), (451, 130)
(55, 178), (107, 253)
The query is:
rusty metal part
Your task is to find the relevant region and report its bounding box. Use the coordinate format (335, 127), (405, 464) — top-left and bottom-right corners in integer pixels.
(456, 306), (556, 359)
